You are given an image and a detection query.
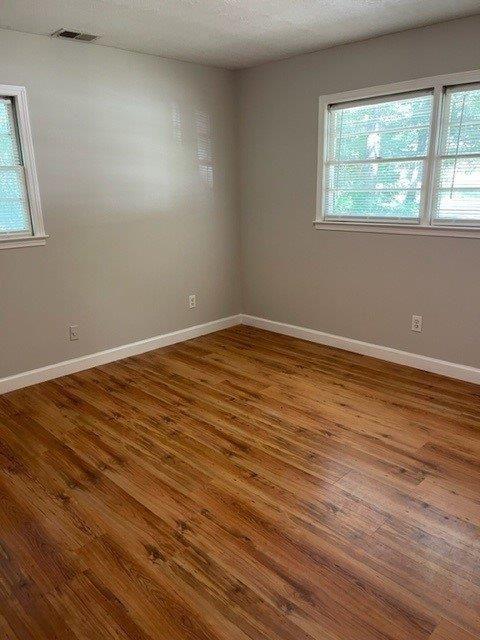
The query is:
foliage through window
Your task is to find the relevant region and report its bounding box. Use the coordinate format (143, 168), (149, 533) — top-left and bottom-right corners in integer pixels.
(317, 74), (480, 233)
(433, 85), (480, 222)
(325, 92), (432, 220)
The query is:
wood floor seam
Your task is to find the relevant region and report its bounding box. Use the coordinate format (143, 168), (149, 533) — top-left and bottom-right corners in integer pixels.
(0, 325), (479, 639)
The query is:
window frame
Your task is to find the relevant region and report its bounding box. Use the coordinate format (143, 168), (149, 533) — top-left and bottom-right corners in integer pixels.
(315, 69), (480, 238)
(0, 84), (46, 249)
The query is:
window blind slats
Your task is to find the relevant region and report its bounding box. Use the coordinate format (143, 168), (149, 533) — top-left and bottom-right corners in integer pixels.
(433, 85), (480, 222)
(326, 160), (424, 219)
(324, 92), (433, 221)
(329, 89), (433, 111)
(0, 98), (31, 235)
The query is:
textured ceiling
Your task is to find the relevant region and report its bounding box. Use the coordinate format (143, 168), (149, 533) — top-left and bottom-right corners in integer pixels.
(0, 0), (479, 69)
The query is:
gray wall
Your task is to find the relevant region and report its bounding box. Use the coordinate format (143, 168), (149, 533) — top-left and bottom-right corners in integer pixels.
(238, 16), (480, 368)
(0, 29), (240, 378)
(3, 17), (480, 379)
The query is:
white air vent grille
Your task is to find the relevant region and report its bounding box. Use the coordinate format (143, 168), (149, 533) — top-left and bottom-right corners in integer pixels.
(51, 29), (99, 42)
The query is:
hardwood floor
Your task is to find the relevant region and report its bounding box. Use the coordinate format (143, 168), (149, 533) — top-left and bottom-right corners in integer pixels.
(1, 324), (480, 640)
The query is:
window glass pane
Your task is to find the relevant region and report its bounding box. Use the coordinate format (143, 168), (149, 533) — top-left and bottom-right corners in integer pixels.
(0, 99), (15, 134)
(325, 159), (424, 219)
(324, 91), (433, 221)
(433, 85), (480, 223)
(0, 99), (21, 162)
(329, 93), (433, 161)
(0, 201), (31, 233)
(0, 97), (31, 235)
(442, 86), (480, 155)
(433, 157), (480, 221)
(0, 167), (31, 233)
(0, 134), (20, 165)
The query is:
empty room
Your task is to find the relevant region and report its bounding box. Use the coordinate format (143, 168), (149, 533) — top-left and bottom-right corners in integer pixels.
(1, 1), (480, 639)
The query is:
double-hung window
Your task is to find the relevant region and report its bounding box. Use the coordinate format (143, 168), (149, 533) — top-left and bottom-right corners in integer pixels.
(315, 71), (480, 236)
(0, 85), (45, 249)
(433, 83), (480, 224)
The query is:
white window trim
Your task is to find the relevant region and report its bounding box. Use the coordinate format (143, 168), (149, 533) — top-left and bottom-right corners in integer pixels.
(0, 84), (47, 249)
(314, 69), (480, 238)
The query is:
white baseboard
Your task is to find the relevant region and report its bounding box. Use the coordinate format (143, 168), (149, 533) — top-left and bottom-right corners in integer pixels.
(3, 312), (479, 393)
(0, 315), (242, 394)
(241, 314), (480, 385)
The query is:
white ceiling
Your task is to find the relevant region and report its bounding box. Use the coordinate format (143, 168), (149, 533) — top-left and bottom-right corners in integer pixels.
(0, 0), (479, 69)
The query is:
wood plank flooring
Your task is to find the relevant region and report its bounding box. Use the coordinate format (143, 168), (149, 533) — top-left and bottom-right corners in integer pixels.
(1, 324), (480, 640)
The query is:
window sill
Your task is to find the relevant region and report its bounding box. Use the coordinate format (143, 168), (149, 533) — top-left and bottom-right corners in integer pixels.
(0, 235), (48, 250)
(313, 222), (480, 238)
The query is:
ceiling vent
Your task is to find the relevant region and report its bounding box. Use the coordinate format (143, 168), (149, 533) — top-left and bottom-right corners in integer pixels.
(51, 29), (99, 42)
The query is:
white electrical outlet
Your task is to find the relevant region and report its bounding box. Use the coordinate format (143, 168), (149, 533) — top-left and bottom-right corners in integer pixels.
(411, 315), (423, 333)
(188, 294), (196, 309)
(69, 324), (79, 341)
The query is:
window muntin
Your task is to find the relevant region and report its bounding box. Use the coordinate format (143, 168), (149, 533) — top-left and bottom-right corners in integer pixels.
(317, 74), (480, 233)
(432, 84), (480, 223)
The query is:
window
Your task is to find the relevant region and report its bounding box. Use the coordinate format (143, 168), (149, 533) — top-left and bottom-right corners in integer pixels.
(433, 84), (480, 223)
(315, 71), (480, 236)
(0, 85), (45, 249)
